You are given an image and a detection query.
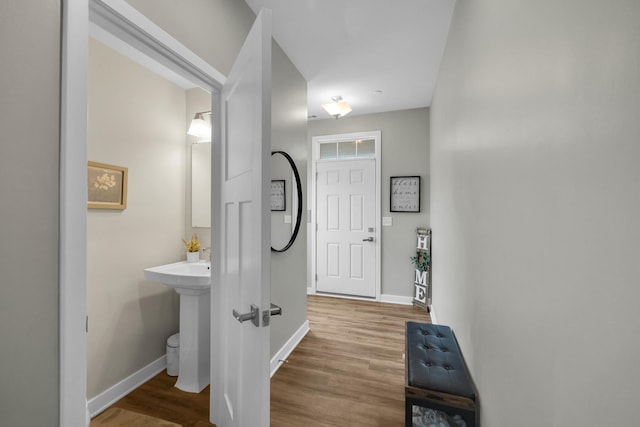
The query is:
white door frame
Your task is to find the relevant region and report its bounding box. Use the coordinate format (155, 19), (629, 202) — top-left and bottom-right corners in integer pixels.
(309, 131), (382, 300)
(60, 1), (225, 425)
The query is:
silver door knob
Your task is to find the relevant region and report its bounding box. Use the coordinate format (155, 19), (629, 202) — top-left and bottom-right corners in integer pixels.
(269, 303), (283, 316)
(232, 304), (259, 327)
(262, 303), (283, 326)
(362, 237), (374, 242)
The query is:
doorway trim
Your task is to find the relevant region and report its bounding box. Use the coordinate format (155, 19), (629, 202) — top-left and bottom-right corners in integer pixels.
(60, 0), (225, 425)
(309, 130), (382, 300)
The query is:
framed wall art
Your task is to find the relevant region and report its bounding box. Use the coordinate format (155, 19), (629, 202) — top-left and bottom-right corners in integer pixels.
(270, 179), (286, 211)
(390, 176), (420, 212)
(87, 161), (128, 210)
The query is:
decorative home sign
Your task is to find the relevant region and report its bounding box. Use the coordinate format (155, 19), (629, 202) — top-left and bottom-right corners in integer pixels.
(270, 180), (286, 211)
(87, 161), (128, 210)
(412, 228), (431, 312)
(390, 176), (420, 212)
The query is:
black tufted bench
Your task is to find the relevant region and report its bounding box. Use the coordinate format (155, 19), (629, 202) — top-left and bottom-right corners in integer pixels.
(405, 322), (478, 427)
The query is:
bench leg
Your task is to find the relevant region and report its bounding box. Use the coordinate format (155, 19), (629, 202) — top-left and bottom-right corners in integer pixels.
(405, 397), (412, 427)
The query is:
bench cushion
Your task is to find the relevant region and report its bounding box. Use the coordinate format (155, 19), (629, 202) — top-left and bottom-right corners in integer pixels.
(406, 322), (475, 399)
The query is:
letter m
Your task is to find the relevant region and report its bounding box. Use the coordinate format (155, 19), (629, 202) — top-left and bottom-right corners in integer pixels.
(414, 269), (427, 285)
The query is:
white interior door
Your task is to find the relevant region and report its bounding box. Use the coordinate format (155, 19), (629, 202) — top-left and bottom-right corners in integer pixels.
(316, 159), (376, 297)
(211, 9), (271, 427)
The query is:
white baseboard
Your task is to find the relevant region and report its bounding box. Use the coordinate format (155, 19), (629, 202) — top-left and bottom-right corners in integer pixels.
(309, 290), (414, 306)
(429, 305), (438, 324)
(87, 355), (167, 419)
(379, 294), (414, 305)
(270, 320), (310, 377)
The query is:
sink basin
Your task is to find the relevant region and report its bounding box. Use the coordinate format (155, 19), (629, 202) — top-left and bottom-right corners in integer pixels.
(144, 260), (211, 292)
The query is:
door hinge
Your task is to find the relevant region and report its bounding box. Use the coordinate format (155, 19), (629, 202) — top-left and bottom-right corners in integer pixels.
(86, 316), (89, 333)
(315, 274), (318, 281)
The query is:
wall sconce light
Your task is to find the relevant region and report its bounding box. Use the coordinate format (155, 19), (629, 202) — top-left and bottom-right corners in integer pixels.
(187, 111), (212, 140)
(321, 96), (352, 119)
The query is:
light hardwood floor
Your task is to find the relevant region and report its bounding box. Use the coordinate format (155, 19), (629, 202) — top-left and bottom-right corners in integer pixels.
(93, 295), (430, 426)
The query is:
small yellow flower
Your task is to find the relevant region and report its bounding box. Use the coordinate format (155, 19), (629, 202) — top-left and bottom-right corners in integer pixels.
(182, 233), (201, 252)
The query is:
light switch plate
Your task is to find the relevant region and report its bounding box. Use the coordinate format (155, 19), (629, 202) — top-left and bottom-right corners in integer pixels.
(382, 216), (393, 226)
(284, 215), (292, 224)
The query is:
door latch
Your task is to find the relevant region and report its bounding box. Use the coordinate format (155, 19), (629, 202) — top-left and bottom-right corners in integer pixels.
(232, 304), (260, 327)
(262, 303), (283, 327)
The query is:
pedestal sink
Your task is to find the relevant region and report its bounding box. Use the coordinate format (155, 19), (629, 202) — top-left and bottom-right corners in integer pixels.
(144, 260), (211, 393)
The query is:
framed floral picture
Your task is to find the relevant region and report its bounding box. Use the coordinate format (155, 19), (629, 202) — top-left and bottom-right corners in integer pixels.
(87, 161), (128, 210)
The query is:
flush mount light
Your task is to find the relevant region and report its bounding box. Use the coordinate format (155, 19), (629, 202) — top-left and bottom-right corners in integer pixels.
(321, 96), (352, 119)
(187, 111), (212, 140)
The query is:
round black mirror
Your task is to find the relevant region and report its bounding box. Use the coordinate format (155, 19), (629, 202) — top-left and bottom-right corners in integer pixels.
(271, 151), (302, 252)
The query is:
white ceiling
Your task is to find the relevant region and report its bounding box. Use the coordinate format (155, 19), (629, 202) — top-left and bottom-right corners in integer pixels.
(244, 0), (455, 119)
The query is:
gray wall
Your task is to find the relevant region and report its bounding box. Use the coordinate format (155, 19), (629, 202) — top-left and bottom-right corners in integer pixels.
(0, 1), (61, 425)
(431, 0), (640, 425)
(270, 42), (308, 356)
(308, 108), (429, 298)
(126, 0), (256, 77)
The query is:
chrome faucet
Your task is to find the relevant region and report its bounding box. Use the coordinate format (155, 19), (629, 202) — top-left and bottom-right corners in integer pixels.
(201, 247), (212, 261)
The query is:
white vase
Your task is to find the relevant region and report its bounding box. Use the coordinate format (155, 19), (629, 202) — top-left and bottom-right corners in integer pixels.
(186, 251), (200, 263)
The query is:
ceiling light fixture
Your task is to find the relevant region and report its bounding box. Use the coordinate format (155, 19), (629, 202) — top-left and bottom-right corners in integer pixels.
(321, 96), (352, 119)
(187, 111), (212, 140)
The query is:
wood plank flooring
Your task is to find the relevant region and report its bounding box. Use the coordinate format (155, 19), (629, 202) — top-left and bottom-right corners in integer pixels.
(91, 407), (181, 426)
(94, 295), (430, 426)
(92, 373), (213, 427)
(271, 295), (430, 427)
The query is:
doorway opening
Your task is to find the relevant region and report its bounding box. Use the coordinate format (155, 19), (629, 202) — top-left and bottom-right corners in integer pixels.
(61, 1), (224, 425)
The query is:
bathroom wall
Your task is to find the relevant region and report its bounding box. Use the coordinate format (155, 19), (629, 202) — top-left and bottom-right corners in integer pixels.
(87, 38), (184, 399)
(126, 0), (310, 360)
(431, 0), (640, 425)
(185, 87), (212, 250)
(307, 108), (430, 299)
(0, 1), (61, 424)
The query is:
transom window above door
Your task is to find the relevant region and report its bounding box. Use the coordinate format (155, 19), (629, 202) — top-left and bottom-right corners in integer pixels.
(318, 139), (376, 160)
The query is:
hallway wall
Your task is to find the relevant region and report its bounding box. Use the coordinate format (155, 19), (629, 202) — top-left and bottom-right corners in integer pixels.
(0, 1), (61, 425)
(430, 0), (640, 425)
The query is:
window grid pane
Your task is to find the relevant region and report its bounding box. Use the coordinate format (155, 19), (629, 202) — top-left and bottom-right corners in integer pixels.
(338, 140), (357, 158)
(319, 142), (337, 159)
(319, 139), (376, 160)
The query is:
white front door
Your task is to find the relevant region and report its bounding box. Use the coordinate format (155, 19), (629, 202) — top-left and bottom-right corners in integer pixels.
(316, 159), (377, 297)
(211, 9), (271, 427)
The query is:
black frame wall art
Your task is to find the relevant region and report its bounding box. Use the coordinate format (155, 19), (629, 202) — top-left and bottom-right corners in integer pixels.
(270, 179), (286, 211)
(390, 176), (420, 212)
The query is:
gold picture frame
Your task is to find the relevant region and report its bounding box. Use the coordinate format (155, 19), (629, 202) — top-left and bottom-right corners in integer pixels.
(87, 161), (128, 210)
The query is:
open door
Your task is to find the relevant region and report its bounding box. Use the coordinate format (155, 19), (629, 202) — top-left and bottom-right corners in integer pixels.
(211, 9), (272, 427)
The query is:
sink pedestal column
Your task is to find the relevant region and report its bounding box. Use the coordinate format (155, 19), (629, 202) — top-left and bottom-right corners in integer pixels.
(174, 287), (210, 393)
